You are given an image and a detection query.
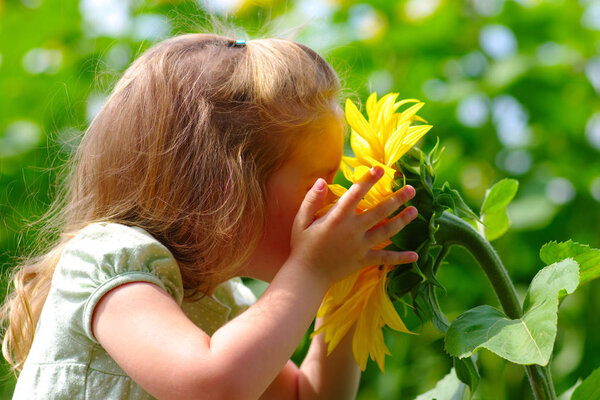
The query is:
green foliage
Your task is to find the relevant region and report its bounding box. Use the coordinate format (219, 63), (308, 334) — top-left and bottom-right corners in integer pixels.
(438, 183), (480, 222)
(414, 367), (467, 400)
(479, 179), (519, 241)
(445, 259), (579, 366)
(572, 368), (600, 400)
(453, 357), (480, 398)
(389, 142), (485, 326)
(540, 241), (600, 287)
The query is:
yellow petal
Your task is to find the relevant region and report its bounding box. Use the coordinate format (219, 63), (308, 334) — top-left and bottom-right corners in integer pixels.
(339, 159), (355, 182)
(327, 184), (348, 198)
(322, 277), (376, 320)
(414, 115), (428, 123)
(320, 293), (368, 351)
(342, 156), (361, 169)
(384, 121), (410, 166)
(330, 269), (361, 302)
(385, 124), (432, 168)
(350, 129), (377, 164)
(397, 102), (425, 126)
(392, 99), (420, 113)
(326, 315), (358, 354)
(366, 92), (379, 122)
(376, 94), (400, 140)
(379, 269), (412, 333)
(373, 94), (398, 135)
(353, 165), (371, 183)
(361, 155), (395, 179)
(392, 125), (432, 157)
(405, 124), (433, 143)
(346, 99), (382, 156)
(352, 302), (372, 370)
(371, 326), (389, 372)
(316, 292), (336, 317)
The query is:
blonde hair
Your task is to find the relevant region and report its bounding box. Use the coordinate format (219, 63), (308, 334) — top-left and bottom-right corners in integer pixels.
(1, 33), (342, 371)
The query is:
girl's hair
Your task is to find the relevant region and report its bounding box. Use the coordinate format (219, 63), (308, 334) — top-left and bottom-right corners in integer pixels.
(1, 33), (343, 371)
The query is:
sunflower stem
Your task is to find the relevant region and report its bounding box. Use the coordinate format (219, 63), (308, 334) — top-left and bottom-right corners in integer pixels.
(435, 211), (557, 400)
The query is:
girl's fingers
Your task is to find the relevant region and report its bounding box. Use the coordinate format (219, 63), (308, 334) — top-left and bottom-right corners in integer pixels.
(363, 249), (418, 266)
(359, 185), (416, 229)
(294, 178), (328, 230)
(331, 166), (384, 219)
(364, 206), (418, 246)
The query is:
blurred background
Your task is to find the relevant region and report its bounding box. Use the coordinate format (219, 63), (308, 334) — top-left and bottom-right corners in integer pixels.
(1, 0), (599, 398)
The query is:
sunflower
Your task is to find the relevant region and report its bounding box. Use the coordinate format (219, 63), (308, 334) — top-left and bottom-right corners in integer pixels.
(313, 92), (432, 371)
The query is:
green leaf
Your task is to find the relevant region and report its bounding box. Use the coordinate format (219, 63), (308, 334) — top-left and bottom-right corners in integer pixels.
(436, 183), (480, 221)
(540, 240), (600, 287)
(414, 368), (466, 400)
(387, 263), (423, 300)
(482, 212), (509, 242)
(454, 356), (480, 398)
(558, 380), (581, 400)
(481, 179), (519, 213)
(480, 179), (518, 241)
(572, 367), (600, 400)
(417, 282), (450, 333)
(445, 259), (579, 366)
(427, 137), (444, 171)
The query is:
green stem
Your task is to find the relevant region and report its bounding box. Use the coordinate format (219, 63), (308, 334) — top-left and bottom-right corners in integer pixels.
(435, 211), (556, 400)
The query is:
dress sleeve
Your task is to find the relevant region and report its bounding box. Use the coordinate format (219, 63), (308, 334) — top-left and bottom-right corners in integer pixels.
(52, 222), (184, 344)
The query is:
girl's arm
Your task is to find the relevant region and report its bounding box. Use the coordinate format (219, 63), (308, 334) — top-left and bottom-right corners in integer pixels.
(94, 260), (330, 400)
(259, 318), (360, 400)
(93, 168), (417, 400)
(298, 318), (361, 399)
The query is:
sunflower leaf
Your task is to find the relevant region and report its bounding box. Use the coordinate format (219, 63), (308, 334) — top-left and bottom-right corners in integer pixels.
(428, 137), (445, 170)
(420, 149), (435, 189)
(417, 245), (444, 289)
(387, 263), (423, 300)
(480, 179), (519, 241)
(414, 368), (467, 400)
(417, 282), (449, 333)
(572, 367), (600, 400)
(399, 146), (426, 175)
(445, 259), (579, 365)
(540, 240), (600, 287)
(454, 356), (480, 398)
(481, 179), (519, 213)
(436, 183), (480, 221)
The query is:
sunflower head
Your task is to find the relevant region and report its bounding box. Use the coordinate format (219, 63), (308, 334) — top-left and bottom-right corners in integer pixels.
(316, 92), (485, 372)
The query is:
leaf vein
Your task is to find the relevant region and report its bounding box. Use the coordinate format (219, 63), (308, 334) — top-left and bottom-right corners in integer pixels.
(519, 320), (543, 359)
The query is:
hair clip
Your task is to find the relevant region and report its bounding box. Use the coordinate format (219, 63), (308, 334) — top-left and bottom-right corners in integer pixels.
(234, 39), (246, 47)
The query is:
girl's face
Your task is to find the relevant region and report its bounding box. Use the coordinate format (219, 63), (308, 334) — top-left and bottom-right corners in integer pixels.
(244, 113), (345, 282)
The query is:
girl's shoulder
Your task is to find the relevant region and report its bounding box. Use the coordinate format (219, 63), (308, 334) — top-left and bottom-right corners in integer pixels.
(56, 221), (184, 310)
(54, 221), (256, 337)
(18, 222), (185, 399)
(65, 221), (175, 263)
(68, 221), (163, 250)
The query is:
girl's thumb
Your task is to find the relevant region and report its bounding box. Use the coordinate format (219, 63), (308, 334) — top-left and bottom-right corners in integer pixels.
(295, 178), (328, 230)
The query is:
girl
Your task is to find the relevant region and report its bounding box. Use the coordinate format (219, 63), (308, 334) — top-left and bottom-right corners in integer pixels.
(1, 33), (418, 399)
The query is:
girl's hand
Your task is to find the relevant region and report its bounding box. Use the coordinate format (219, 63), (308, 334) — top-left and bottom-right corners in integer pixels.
(289, 166), (419, 285)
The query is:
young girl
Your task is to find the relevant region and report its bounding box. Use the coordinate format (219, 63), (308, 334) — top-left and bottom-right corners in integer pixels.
(1, 33), (418, 399)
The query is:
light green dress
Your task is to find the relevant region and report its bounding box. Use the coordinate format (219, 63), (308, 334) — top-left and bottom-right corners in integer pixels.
(13, 222), (257, 399)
